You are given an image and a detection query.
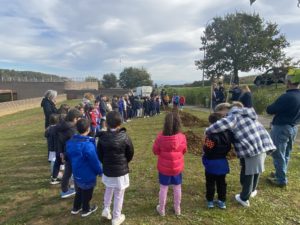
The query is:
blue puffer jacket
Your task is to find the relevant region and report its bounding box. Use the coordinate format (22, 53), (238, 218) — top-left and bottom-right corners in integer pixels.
(67, 135), (102, 189)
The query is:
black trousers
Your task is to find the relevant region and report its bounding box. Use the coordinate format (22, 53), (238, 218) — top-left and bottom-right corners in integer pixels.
(73, 186), (94, 212)
(205, 172), (227, 202)
(239, 159), (260, 201)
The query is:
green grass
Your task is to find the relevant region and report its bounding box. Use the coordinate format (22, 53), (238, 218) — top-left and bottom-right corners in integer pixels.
(0, 102), (300, 225)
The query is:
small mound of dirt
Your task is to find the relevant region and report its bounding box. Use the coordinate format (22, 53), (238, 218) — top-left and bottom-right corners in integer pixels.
(226, 148), (237, 160)
(179, 111), (209, 128)
(184, 130), (204, 155)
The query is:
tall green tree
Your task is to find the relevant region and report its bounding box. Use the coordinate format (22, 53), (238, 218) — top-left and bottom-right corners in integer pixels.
(102, 73), (117, 88)
(195, 12), (289, 83)
(119, 67), (153, 88)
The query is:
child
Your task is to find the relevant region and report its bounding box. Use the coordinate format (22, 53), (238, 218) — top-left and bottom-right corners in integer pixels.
(66, 118), (102, 217)
(153, 112), (187, 216)
(97, 111), (134, 225)
(202, 113), (232, 209)
(179, 96), (185, 110)
(45, 113), (59, 183)
(55, 108), (82, 198)
(206, 104), (275, 207)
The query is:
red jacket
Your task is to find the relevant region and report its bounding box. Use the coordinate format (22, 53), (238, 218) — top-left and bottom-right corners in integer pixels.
(153, 132), (187, 176)
(179, 96), (185, 104)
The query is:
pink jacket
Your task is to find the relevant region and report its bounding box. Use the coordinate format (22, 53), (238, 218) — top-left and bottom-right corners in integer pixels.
(153, 132), (187, 176)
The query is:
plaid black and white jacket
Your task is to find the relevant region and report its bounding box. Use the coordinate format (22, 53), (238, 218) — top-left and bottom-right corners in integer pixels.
(206, 107), (276, 158)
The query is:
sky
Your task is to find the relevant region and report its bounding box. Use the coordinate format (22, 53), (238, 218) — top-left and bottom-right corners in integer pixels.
(0, 0), (299, 84)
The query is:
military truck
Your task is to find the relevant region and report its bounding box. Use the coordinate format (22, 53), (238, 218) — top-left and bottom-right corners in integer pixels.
(253, 67), (288, 86)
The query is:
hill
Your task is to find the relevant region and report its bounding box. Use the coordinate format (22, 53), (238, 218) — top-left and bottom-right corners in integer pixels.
(0, 69), (68, 82)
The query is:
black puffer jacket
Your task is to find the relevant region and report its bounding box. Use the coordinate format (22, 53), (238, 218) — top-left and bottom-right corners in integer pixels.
(41, 97), (57, 128)
(97, 128), (134, 177)
(56, 121), (77, 158)
(45, 125), (58, 152)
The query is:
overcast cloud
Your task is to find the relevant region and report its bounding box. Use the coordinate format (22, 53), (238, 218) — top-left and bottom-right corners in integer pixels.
(0, 0), (299, 84)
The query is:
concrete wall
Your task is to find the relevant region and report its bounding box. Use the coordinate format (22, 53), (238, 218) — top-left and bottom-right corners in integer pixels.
(64, 81), (98, 90)
(0, 94), (66, 117)
(0, 82), (65, 100)
(0, 81), (98, 100)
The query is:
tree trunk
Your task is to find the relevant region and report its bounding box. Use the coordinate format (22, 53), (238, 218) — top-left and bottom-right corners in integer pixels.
(233, 67), (239, 84)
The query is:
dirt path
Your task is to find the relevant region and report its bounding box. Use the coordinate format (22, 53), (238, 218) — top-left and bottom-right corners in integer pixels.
(185, 105), (300, 144)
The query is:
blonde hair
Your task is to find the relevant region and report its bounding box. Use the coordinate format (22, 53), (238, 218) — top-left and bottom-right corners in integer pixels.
(215, 102), (244, 112)
(231, 101), (244, 108)
(241, 85), (251, 92)
(215, 103), (231, 112)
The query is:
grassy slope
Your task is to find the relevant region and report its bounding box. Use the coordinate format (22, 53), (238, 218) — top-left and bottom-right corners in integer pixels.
(0, 103), (300, 225)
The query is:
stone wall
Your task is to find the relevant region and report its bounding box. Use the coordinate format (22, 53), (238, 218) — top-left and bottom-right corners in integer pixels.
(0, 94), (67, 117)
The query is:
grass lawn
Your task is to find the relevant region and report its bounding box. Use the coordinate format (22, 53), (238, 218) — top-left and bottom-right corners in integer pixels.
(0, 101), (300, 225)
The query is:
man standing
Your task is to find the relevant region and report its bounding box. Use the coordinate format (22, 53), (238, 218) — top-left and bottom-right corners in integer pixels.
(266, 68), (300, 187)
(229, 83), (242, 102)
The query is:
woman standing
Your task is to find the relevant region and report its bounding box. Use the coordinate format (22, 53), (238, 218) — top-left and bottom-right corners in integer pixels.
(238, 85), (253, 108)
(41, 90), (58, 128)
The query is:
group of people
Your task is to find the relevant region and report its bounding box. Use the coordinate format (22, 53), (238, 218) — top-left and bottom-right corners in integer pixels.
(212, 82), (253, 111)
(40, 68), (300, 224)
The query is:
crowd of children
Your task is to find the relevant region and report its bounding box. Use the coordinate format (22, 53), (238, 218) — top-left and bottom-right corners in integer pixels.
(42, 88), (276, 224)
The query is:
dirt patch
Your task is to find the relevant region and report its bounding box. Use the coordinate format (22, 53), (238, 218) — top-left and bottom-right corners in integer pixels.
(179, 111), (209, 128)
(184, 130), (237, 159)
(184, 130), (204, 155)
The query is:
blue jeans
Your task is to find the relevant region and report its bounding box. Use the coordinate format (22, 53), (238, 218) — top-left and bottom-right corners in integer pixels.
(270, 125), (298, 184)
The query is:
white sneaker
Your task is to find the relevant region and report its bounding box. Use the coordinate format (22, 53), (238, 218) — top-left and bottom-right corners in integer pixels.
(156, 205), (165, 216)
(235, 194), (250, 207)
(250, 190), (257, 198)
(112, 214), (125, 225)
(102, 207), (112, 220)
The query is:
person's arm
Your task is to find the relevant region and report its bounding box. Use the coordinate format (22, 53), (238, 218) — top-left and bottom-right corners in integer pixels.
(85, 143), (103, 175)
(96, 140), (104, 163)
(266, 95), (287, 115)
(152, 135), (160, 155)
(205, 115), (236, 135)
(125, 136), (134, 163)
(181, 134), (187, 154)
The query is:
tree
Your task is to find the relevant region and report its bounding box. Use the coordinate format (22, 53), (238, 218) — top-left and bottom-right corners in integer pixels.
(195, 12), (289, 84)
(119, 67), (153, 89)
(102, 73), (117, 88)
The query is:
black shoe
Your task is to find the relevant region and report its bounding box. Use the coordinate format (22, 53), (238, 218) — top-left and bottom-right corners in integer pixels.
(81, 205), (98, 217)
(267, 177), (287, 188)
(71, 208), (82, 215)
(50, 177), (61, 185)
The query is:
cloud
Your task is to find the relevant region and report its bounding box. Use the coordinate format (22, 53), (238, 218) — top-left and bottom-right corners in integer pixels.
(0, 0), (299, 83)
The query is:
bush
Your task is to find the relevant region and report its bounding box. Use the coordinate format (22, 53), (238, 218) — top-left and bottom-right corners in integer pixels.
(252, 87), (282, 114)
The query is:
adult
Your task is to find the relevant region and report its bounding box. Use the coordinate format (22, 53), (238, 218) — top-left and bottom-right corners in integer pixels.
(229, 83), (242, 102)
(238, 85), (253, 108)
(212, 83), (218, 111)
(266, 69), (300, 187)
(207, 103), (275, 207)
(216, 82), (226, 105)
(41, 90), (58, 129)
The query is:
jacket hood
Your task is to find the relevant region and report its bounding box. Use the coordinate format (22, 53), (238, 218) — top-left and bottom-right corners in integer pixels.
(229, 107), (258, 120)
(158, 133), (184, 151)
